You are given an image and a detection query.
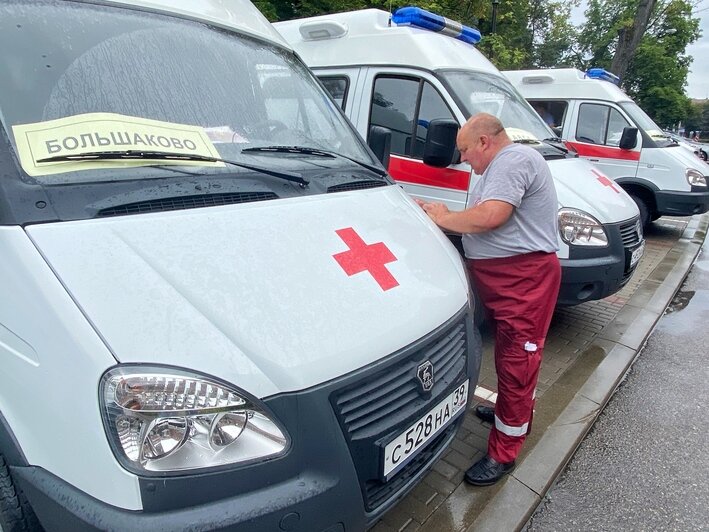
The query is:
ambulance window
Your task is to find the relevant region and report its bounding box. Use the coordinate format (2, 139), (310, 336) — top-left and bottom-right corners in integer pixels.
(576, 103), (608, 144)
(412, 83), (456, 159)
(259, 68), (347, 150)
(370, 77), (418, 156)
(606, 108), (631, 146)
(530, 100), (567, 129)
(319, 77), (349, 110)
(577, 104), (631, 146)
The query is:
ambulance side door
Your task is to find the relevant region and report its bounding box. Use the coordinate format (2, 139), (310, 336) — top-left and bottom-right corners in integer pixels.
(360, 67), (470, 210)
(565, 100), (641, 182)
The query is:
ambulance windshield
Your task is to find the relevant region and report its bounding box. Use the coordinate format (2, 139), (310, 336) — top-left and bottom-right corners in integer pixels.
(440, 71), (554, 142)
(618, 101), (671, 146)
(0, 0), (373, 184)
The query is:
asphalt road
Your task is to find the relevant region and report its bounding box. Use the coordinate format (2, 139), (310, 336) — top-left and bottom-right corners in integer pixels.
(524, 243), (709, 531)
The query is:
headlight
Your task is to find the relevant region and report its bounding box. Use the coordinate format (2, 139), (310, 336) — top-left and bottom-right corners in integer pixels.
(558, 208), (608, 246)
(100, 366), (288, 474)
(686, 168), (707, 187)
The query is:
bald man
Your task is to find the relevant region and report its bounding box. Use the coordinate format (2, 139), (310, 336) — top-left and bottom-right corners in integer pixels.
(418, 113), (561, 486)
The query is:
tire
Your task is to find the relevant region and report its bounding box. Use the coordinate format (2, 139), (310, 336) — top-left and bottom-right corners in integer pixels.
(0, 454), (41, 532)
(629, 194), (651, 228)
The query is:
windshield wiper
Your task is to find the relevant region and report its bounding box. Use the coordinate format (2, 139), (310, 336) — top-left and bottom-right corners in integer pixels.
(513, 139), (540, 145)
(541, 137), (569, 153)
(242, 145), (388, 178)
(37, 150), (310, 187)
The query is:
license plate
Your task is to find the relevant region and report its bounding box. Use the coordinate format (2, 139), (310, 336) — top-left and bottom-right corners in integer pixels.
(630, 241), (645, 268)
(382, 379), (469, 479)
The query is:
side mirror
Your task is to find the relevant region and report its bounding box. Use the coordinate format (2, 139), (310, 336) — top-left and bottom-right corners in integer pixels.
(551, 126), (563, 138)
(368, 125), (392, 169)
(619, 127), (638, 150)
(423, 119), (459, 168)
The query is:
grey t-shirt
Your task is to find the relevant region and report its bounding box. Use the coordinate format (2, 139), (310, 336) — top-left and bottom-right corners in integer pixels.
(462, 143), (559, 259)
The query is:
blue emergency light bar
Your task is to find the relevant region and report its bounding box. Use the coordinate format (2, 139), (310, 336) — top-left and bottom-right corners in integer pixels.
(585, 68), (620, 85)
(392, 6), (482, 45)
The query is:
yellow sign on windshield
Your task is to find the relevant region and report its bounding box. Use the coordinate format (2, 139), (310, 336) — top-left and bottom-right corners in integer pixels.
(505, 127), (538, 143)
(12, 113), (223, 176)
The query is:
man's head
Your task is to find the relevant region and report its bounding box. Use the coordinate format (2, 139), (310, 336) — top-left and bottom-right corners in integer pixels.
(456, 113), (511, 175)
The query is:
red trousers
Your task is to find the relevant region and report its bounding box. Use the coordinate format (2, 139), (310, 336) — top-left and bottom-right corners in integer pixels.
(468, 251), (561, 464)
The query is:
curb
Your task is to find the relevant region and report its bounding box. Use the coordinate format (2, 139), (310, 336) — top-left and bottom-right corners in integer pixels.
(465, 213), (709, 532)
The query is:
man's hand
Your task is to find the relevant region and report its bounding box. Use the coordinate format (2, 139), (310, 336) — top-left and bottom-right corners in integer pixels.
(415, 199), (450, 226)
(415, 198), (514, 234)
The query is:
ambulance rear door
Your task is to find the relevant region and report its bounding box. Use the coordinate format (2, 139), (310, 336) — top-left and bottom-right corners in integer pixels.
(359, 67), (470, 210)
(561, 99), (641, 183)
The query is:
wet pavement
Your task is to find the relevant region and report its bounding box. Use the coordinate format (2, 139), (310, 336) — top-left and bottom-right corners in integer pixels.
(372, 214), (708, 532)
(524, 241), (709, 532)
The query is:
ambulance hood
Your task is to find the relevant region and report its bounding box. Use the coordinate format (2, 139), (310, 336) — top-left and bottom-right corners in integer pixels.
(548, 158), (640, 222)
(661, 144), (709, 174)
(26, 186), (468, 399)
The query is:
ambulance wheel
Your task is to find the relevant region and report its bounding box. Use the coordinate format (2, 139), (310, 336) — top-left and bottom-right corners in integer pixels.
(630, 194), (651, 228)
(0, 454), (41, 532)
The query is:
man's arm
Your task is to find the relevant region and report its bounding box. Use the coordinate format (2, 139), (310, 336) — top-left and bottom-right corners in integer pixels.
(417, 199), (515, 234)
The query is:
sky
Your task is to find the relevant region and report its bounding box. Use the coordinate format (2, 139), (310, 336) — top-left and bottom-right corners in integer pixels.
(571, 1), (709, 100)
(686, 3), (709, 99)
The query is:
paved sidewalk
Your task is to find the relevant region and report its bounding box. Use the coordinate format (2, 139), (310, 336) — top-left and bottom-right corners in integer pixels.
(372, 213), (709, 532)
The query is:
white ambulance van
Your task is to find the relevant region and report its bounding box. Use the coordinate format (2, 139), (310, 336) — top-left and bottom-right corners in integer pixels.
(503, 68), (709, 227)
(275, 8), (645, 306)
(0, 1), (480, 530)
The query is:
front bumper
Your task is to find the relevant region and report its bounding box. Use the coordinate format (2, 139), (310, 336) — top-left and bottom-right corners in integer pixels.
(14, 307), (480, 532)
(655, 187), (709, 216)
(558, 217), (643, 306)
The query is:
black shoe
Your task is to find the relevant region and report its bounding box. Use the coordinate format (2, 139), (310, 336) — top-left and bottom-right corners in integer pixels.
(464, 454), (515, 486)
(475, 405), (495, 424)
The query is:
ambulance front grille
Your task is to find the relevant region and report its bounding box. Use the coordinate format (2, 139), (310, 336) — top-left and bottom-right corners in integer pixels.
(619, 218), (642, 247)
(333, 319), (466, 438)
(330, 310), (469, 512)
(97, 192), (278, 217)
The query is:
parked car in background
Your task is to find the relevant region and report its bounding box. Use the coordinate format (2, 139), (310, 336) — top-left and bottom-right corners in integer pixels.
(665, 131), (708, 163)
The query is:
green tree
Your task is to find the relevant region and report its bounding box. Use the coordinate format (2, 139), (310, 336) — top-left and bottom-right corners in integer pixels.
(574, 0), (700, 126)
(684, 101), (704, 134)
(624, 0), (700, 126)
(528, 0), (579, 67)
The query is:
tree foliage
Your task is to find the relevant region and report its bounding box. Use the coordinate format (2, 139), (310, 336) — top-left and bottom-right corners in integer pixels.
(574, 0), (700, 127)
(685, 101), (709, 135)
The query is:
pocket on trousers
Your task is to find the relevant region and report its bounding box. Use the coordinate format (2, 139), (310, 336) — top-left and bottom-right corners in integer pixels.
(497, 331), (542, 392)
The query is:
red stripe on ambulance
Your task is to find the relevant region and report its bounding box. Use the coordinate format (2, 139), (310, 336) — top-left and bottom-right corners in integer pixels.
(565, 141), (641, 161)
(388, 155), (471, 191)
